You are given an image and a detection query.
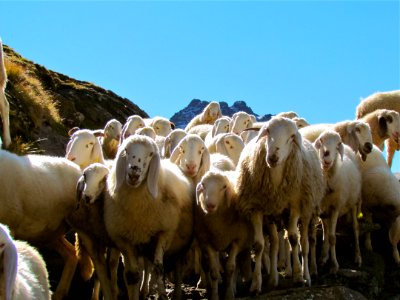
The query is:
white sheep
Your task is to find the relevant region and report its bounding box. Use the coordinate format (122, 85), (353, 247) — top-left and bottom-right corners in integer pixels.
(0, 224), (51, 300)
(0, 149), (84, 300)
(358, 108), (400, 167)
(66, 128), (109, 169)
(104, 135), (194, 300)
(275, 111), (299, 119)
(0, 38), (11, 148)
(300, 120), (373, 161)
(188, 124), (213, 140)
(185, 101), (222, 132)
(292, 117), (309, 129)
(355, 90), (400, 167)
(195, 170), (253, 300)
(101, 119), (122, 159)
(313, 130), (362, 274)
(68, 163), (120, 300)
(135, 126), (157, 140)
(230, 111), (254, 135)
(207, 133), (245, 166)
(204, 116), (231, 146)
(120, 115), (146, 144)
(357, 144), (400, 264)
(162, 129), (187, 158)
(235, 117), (325, 293)
(144, 116), (175, 137)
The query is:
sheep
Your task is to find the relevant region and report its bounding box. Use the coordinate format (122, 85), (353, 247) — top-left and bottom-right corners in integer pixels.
(235, 117), (325, 293)
(357, 144), (400, 264)
(358, 108), (400, 167)
(313, 130), (362, 274)
(195, 170), (253, 300)
(104, 135), (194, 300)
(0, 224), (51, 300)
(162, 129), (187, 158)
(230, 111), (254, 135)
(135, 126), (157, 140)
(355, 90), (400, 167)
(66, 128), (109, 169)
(101, 119), (122, 159)
(120, 115), (146, 144)
(188, 124), (213, 140)
(300, 120), (373, 161)
(0, 38), (10, 148)
(204, 116), (231, 147)
(276, 111), (299, 119)
(144, 116), (175, 137)
(68, 163), (120, 300)
(185, 101), (222, 132)
(292, 117), (309, 129)
(207, 133), (245, 166)
(0, 149), (84, 300)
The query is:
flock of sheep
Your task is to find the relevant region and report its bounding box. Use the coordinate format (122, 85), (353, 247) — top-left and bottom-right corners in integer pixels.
(1, 40), (400, 300)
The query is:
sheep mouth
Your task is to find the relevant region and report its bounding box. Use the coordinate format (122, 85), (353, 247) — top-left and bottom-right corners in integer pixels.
(322, 161), (332, 170)
(204, 203), (217, 214)
(127, 173), (141, 186)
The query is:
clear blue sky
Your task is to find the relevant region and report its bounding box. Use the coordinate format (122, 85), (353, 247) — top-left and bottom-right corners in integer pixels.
(1, 0), (399, 166)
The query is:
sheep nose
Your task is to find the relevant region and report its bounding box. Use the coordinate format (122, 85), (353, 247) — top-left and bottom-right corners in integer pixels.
(67, 154), (76, 161)
(186, 163), (197, 172)
(267, 154), (279, 167)
(324, 150), (330, 157)
(130, 165), (141, 173)
(206, 203), (216, 212)
(364, 142), (373, 153)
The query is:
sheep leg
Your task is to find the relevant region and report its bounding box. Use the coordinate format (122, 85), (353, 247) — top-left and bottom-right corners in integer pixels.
(153, 232), (173, 299)
(309, 216), (318, 277)
(262, 236), (271, 275)
(364, 213), (373, 251)
(320, 218), (330, 266)
(267, 222), (279, 289)
(284, 233), (292, 276)
(328, 211), (339, 274)
(49, 236), (78, 300)
(140, 257), (152, 299)
(225, 243), (240, 300)
(288, 212), (302, 284)
(277, 230), (286, 270)
(205, 246), (220, 300)
(249, 211), (264, 294)
(121, 247), (141, 300)
(0, 90), (11, 148)
(108, 248), (121, 299)
(351, 207), (362, 267)
(171, 257), (184, 300)
(386, 138), (398, 167)
(389, 216), (400, 264)
(300, 216), (311, 286)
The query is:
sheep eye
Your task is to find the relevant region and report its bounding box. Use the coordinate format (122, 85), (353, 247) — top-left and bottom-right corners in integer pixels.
(149, 152), (153, 157)
(225, 141), (230, 145)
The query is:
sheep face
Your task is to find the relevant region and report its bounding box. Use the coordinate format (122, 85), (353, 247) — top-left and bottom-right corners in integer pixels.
(212, 117), (230, 137)
(204, 102), (221, 123)
(170, 135), (210, 178)
(76, 163), (109, 205)
(216, 133), (245, 166)
(152, 118), (173, 137)
(104, 119), (122, 142)
(231, 112), (253, 135)
(314, 131), (344, 170)
(257, 117), (301, 168)
(378, 110), (400, 144)
(196, 172), (232, 214)
(114, 136), (160, 198)
(136, 126), (157, 140)
(293, 117), (309, 129)
(163, 130), (187, 158)
(349, 121), (373, 161)
(121, 116), (145, 141)
(66, 130), (103, 169)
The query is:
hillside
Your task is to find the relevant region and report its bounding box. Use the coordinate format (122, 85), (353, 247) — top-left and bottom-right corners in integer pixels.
(2, 44), (147, 155)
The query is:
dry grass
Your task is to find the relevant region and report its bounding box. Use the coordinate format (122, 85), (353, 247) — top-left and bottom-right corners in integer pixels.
(6, 136), (45, 155)
(4, 59), (62, 128)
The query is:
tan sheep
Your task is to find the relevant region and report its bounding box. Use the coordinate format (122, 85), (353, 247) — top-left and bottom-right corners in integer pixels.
(0, 38), (10, 148)
(236, 117), (325, 293)
(355, 90), (400, 167)
(100, 119), (123, 159)
(185, 101), (222, 132)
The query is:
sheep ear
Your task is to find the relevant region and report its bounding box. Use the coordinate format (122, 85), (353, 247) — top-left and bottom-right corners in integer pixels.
(314, 138), (322, 150)
(215, 136), (229, 157)
(347, 124), (359, 153)
(198, 147), (211, 179)
(170, 144), (182, 164)
(114, 149), (127, 191)
(93, 129), (104, 137)
(378, 114), (389, 138)
(211, 123), (218, 137)
(196, 183), (204, 205)
(65, 139), (73, 156)
(293, 131), (302, 147)
(119, 123), (128, 145)
(225, 183), (233, 208)
(76, 176), (85, 209)
(170, 122), (176, 130)
(147, 152), (160, 199)
(68, 127), (80, 136)
(338, 142), (344, 161)
(163, 137), (171, 158)
(91, 140), (103, 163)
(255, 126), (268, 143)
(4, 240), (18, 300)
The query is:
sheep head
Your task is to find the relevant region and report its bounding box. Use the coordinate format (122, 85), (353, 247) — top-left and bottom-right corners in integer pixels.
(377, 109), (400, 145)
(256, 117), (301, 168)
(215, 133), (245, 166)
(212, 117), (231, 137)
(120, 115), (145, 144)
(114, 135), (160, 199)
(344, 121), (373, 161)
(0, 224), (18, 300)
(136, 126), (157, 140)
(66, 129), (104, 169)
(203, 101), (222, 124)
(196, 171), (234, 214)
(163, 129), (187, 158)
(151, 117), (173, 137)
(76, 163), (109, 207)
(104, 119), (122, 142)
(170, 134), (210, 178)
(314, 130), (344, 171)
(230, 112), (253, 135)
